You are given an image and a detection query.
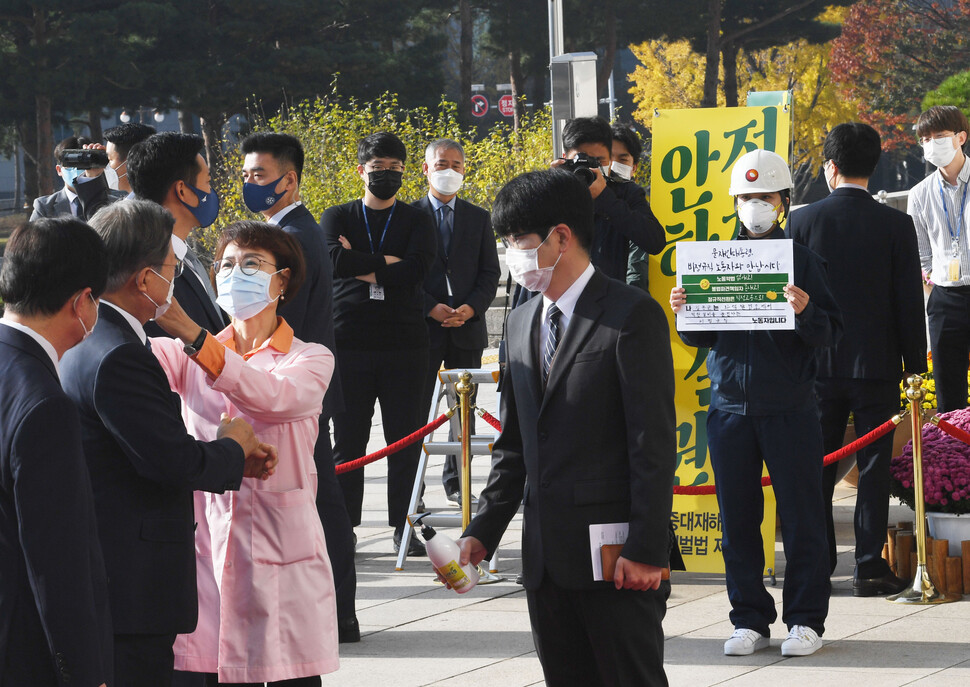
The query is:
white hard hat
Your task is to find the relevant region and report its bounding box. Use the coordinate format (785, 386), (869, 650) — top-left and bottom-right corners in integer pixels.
(728, 149), (792, 195)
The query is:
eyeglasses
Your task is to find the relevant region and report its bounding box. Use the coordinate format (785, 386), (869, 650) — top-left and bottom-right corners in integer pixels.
(213, 256), (277, 276)
(365, 163), (405, 172)
(157, 259), (184, 278)
(920, 132), (956, 144)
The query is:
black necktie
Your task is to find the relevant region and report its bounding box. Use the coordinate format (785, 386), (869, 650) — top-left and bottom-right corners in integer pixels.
(542, 303), (561, 383)
(437, 204), (453, 256)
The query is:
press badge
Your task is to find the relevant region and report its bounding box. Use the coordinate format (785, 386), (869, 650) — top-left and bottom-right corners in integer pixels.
(369, 284), (385, 300)
(949, 257), (961, 282)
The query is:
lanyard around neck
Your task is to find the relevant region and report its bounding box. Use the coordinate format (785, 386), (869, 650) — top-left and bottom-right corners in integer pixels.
(938, 176), (969, 247)
(362, 200), (396, 254)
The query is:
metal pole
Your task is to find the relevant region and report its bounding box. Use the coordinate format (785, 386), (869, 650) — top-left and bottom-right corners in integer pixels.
(456, 371), (474, 530)
(608, 71), (616, 122)
(548, 0), (564, 61)
(889, 374), (954, 604)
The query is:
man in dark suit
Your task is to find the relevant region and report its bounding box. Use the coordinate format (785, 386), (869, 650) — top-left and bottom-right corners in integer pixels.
(414, 138), (500, 504)
(787, 122), (927, 596)
(30, 136), (125, 221)
(458, 170), (676, 686)
(104, 122), (156, 195)
(239, 131), (360, 644)
(60, 200), (278, 686)
(128, 132), (229, 337)
(0, 217), (112, 687)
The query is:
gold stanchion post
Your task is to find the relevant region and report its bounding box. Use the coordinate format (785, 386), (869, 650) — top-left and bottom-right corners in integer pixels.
(889, 374), (956, 604)
(455, 371), (474, 530)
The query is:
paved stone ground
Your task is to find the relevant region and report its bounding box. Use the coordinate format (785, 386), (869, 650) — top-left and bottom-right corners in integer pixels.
(320, 353), (970, 686)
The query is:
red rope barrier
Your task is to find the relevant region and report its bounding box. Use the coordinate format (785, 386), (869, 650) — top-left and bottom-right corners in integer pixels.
(334, 411), (453, 475)
(931, 417), (970, 446)
(476, 407), (502, 432)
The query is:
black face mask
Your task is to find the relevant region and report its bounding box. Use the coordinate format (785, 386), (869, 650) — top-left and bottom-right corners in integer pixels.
(367, 169), (403, 200)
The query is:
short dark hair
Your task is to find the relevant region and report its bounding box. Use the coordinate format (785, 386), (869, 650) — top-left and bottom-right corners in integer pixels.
(127, 132), (205, 204)
(562, 116), (612, 155)
(0, 217), (107, 316)
(357, 132), (407, 165)
(823, 123), (881, 178)
(916, 105), (970, 141)
(611, 122), (643, 163)
(213, 221), (306, 301)
(492, 169), (594, 251)
(89, 200), (174, 292)
(54, 136), (92, 165)
(240, 132), (305, 183)
(103, 123), (157, 159)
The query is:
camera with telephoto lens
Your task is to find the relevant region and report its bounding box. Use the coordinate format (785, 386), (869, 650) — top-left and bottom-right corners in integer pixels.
(59, 149), (109, 170)
(559, 152), (598, 186)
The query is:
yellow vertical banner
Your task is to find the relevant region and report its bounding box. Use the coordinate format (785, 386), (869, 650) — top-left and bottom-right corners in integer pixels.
(650, 106), (790, 574)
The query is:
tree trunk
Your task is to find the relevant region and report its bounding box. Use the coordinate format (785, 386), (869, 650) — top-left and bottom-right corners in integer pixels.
(458, 0), (473, 128)
(178, 104), (194, 134)
(199, 114), (225, 178)
(18, 118), (38, 208)
(596, 0), (617, 101)
(36, 93), (54, 196)
(88, 110), (103, 143)
(722, 42), (738, 107)
(702, 0), (723, 108)
(14, 139), (23, 211)
(509, 47), (525, 132)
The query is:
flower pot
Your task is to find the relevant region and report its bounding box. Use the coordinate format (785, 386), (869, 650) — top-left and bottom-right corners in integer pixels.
(925, 512), (970, 557)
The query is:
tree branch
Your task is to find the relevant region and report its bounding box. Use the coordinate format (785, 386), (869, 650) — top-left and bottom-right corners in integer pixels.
(723, 0), (818, 45)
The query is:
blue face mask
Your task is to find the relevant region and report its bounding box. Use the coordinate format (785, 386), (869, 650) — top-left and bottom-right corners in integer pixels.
(61, 167), (82, 189)
(215, 265), (281, 321)
(243, 176), (287, 213)
(179, 183), (220, 228)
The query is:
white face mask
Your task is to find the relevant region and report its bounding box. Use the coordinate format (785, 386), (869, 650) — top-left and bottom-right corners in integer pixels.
(505, 231), (562, 293)
(144, 268), (175, 320)
(923, 136), (959, 169)
(429, 168), (464, 195)
(61, 167), (81, 190)
(103, 163), (120, 191)
(737, 199), (780, 236)
(74, 292), (98, 342)
(610, 161), (633, 180)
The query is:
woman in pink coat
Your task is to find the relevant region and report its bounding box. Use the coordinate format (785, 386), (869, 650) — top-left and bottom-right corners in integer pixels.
(152, 221), (338, 685)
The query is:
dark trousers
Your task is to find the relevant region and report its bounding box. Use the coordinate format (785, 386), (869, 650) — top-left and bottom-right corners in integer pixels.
(203, 673), (320, 686)
(114, 632), (176, 687)
(332, 347), (429, 527)
(817, 378), (900, 578)
(425, 338), (483, 491)
(526, 572), (669, 687)
(708, 409), (830, 637)
(312, 421), (357, 620)
(927, 285), (970, 412)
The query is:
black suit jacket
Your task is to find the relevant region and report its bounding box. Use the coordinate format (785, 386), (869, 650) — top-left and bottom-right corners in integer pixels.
(464, 269), (677, 590)
(276, 203), (344, 416)
(787, 187), (927, 379)
(29, 177), (126, 221)
(61, 304), (245, 635)
(0, 326), (112, 686)
(413, 195), (501, 351)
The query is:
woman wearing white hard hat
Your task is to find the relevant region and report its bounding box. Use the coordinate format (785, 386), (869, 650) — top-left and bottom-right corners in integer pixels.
(670, 149), (842, 658)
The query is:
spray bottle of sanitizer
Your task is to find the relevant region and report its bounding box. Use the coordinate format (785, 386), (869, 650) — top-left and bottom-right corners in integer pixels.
(411, 513), (480, 594)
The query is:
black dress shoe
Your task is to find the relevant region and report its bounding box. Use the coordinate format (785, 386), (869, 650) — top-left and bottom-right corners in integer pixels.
(853, 571), (909, 597)
(392, 527), (426, 557)
(337, 616), (360, 643)
(445, 488), (478, 507)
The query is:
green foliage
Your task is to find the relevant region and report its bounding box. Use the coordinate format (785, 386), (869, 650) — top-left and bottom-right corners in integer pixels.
(201, 91), (553, 251)
(923, 70), (970, 117)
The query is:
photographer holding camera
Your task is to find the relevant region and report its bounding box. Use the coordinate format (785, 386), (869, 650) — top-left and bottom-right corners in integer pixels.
(30, 136), (125, 221)
(512, 117), (664, 307)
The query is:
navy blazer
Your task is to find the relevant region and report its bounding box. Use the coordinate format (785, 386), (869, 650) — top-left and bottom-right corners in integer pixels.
(464, 270), (677, 590)
(61, 304), (245, 635)
(276, 203), (344, 417)
(0, 325), (112, 686)
(413, 195), (501, 351)
(787, 187), (927, 379)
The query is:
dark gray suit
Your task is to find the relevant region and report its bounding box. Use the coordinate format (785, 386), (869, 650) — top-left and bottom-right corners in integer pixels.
(30, 180), (127, 221)
(464, 268), (676, 686)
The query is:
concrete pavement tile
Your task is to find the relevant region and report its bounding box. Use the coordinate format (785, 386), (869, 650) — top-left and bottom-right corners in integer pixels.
(425, 655), (545, 687)
(666, 663), (761, 687)
(715, 664), (922, 687)
(906, 659), (970, 686)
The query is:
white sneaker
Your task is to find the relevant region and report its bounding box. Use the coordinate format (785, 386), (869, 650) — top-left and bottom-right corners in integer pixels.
(781, 625), (822, 657)
(723, 628), (769, 656)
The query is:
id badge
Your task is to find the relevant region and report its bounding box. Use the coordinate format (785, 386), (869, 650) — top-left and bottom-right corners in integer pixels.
(369, 284), (385, 301)
(948, 257), (962, 282)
